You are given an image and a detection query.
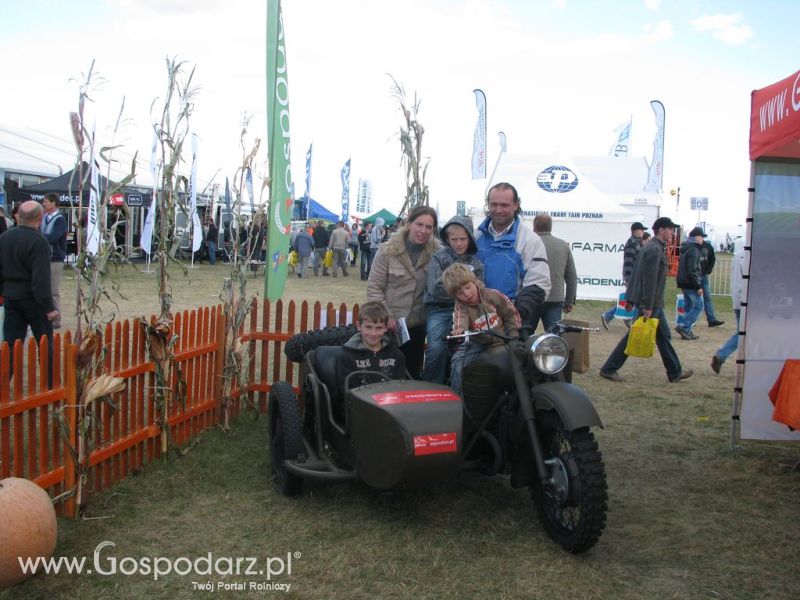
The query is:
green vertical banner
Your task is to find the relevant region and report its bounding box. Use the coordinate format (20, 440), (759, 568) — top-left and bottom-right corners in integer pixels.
(265, 0), (293, 301)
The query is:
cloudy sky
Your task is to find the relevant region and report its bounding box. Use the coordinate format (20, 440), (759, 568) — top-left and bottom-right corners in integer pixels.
(3, 0), (798, 230)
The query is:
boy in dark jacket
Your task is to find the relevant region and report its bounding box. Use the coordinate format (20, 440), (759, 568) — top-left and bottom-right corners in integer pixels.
(336, 301), (406, 392)
(422, 215), (484, 384)
(675, 227), (705, 340)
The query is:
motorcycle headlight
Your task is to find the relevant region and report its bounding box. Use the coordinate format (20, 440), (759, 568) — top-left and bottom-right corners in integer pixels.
(529, 334), (569, 374)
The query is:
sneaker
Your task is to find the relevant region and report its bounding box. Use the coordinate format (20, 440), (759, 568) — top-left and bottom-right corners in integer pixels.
(711, 355), (724, 374)
(708, 320), (725, 327)
(599, 370), (624, 382)
(600, 314), (610, 330)
(669, 368), (694, 383)
(674, 325), (692, 340)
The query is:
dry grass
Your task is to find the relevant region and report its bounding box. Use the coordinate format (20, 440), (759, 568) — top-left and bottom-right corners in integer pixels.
(3, 262), (799, 600)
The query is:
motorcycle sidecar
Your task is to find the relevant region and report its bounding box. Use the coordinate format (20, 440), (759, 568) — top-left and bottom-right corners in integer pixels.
(268, 345), (464, 496)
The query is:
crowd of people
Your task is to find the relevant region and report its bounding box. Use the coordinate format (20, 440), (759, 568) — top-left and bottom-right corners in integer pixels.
(1, 180), (742, 393)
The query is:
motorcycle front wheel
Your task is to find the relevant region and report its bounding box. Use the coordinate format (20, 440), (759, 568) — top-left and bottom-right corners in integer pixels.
(532, 413), (607, 553)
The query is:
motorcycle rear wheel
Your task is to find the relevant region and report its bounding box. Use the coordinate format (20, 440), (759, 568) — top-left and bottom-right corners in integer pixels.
(533, 414), (607, 553)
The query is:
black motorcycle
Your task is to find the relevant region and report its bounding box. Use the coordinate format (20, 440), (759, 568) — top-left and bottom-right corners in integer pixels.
(270, 322), (607, 553)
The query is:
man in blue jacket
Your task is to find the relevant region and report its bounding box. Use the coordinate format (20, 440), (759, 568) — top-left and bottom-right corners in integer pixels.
(40, 193), (67, 329)
(474, 182), (550, 330)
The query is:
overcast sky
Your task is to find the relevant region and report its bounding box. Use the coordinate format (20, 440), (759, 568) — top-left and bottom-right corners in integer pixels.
(3, 0), (798, 231)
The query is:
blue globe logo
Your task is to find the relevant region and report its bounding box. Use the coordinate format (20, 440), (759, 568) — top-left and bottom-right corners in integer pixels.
(536, 165), (579, 193)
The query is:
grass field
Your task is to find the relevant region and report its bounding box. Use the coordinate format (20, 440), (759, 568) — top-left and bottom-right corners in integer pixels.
(3, 261), (799, 600)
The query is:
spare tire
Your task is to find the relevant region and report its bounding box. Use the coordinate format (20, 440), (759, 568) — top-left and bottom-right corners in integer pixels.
(284, 324), (358, 363)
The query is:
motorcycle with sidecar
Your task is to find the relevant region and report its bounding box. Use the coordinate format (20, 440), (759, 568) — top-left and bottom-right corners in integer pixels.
(270, 322), (607, 553)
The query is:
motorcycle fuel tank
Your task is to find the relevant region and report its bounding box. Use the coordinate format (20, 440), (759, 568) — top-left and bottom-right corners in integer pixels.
(348, 380), (463, 490)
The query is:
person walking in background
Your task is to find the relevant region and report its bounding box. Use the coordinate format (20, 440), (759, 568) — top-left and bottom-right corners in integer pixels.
(328, 221), (350, 278)
(601, 222), (647, 330)
(675, 227), (705, 340)
(474, 182), (550, 331)
(293, 226), (314, 278)
(422, 215), (484, 384)
(711, 246), (747, 373)
(599, 217), (692, 384)
(40, 193), (66, 330)
(206, 219), (218, 265)
(0, 201), (58, 373)
(349, 223), (360, 267)
(532, 214), (577, 332)
(359, 222), (372, 280)
(312, 220), (330, 276)
(367, 206), (439, 379)
(369, 217), (385, 265)
(699, 233), (724, 327)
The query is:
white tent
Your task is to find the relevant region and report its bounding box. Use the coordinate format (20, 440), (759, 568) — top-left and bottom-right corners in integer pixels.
(490, 152), (643, 301)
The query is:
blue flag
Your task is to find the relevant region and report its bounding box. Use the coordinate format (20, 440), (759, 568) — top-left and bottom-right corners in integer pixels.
(340, 158), (351, 223)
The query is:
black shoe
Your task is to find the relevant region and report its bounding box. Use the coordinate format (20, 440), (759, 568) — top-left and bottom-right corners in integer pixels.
(669, 368), (693, 383)
(711, 355), (724, 374)
(343, 272), (349, 277)
(687, 329), (699, 340)
(708, 320), (725, 327)
(599, 370), (624, 382)
(675, 325), (692, 340)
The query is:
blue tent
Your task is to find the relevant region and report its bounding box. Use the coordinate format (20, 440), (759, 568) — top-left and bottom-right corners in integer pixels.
(305, 197), (339, 222)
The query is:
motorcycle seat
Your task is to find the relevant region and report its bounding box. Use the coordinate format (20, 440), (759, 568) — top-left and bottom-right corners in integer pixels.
(309, 345), (345, 409)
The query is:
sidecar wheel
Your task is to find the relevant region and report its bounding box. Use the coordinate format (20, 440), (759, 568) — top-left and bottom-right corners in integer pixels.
(268, 381), (305, 497)
(533, 415), (607, 553)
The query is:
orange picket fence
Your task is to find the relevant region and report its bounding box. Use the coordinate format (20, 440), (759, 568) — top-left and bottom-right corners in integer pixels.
(0, 299), (356, 517)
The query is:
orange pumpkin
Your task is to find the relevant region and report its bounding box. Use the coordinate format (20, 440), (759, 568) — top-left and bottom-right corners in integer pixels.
(0, 477), (58, 588)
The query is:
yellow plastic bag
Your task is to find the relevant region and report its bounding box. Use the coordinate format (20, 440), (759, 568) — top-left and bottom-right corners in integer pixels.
(288, 250), (298, 266)
(323, 249), (333, 268)
(624, 317), (659, 358)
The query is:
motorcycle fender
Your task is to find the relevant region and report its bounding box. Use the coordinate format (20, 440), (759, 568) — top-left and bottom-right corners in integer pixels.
(530, 382), (603, 430)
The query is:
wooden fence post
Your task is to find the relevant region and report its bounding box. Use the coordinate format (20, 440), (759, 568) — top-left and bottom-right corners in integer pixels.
(214, 306), (226, 424)
(63, 343), (78, 519)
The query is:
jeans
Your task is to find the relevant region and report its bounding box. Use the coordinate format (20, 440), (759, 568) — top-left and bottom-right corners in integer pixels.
(207, 242), (216, 265)
(701, 275), (718, 323)
(331, 248), (348, 277)
(360, 248), (371, 278)
(601, 306), (682, 380)
(313, 248), (328, 275)
(717, 309), (740, 361)
(422, 306), (454, 384)
(298, 254), (310, 278)
(350, 244), (358, 266)
(677, 289), (704, 331)
(530, 301), (563, 333)
(602, 305), (616, 322)
(450, 341), (486, 396)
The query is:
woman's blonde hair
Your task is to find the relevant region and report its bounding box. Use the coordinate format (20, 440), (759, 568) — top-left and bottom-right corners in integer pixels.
(442, 263), (482, 297)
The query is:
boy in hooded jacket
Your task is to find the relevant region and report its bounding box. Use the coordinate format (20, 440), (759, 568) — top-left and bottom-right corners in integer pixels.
(422, 216), (485, 384)
(335, 301), (407, 393)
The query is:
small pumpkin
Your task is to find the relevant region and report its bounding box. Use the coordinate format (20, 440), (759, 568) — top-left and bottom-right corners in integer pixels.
(0, 478), (58, 588)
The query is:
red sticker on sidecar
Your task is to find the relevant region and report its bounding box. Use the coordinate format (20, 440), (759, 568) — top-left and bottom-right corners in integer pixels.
(413, 432), (458, 456)
(372, 390), (461, 405)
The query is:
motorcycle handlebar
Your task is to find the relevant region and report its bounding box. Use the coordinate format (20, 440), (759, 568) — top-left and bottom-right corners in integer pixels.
(447, 323), (599, 341)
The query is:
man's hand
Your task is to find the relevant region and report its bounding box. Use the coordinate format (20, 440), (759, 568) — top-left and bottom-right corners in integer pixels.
(698, 288), (704, 296)
(642, 308), (653, 319)
(564, 305), (573, 313)
(46, 310), (59, 321)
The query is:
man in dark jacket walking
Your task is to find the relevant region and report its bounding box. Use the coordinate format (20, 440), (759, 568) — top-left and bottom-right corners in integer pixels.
(699, 234), (724, 327)
(312, 221), (330, 276)
(0, 201), (59, 372)
(601, 221), (646, 329)
(675, 227), (705, 340)
(599, 217), (692, 383)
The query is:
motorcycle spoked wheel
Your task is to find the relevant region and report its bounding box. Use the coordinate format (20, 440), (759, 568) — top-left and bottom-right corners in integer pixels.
(268, 381), (305, 497)
(532, 412), (607, 554)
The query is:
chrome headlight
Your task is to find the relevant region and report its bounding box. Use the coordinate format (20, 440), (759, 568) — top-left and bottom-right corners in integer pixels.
(529, 334), (569, 374)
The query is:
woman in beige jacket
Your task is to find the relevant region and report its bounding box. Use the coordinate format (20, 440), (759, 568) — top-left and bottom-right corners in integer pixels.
(367, 206), (439, 378)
